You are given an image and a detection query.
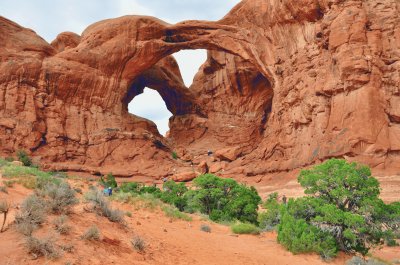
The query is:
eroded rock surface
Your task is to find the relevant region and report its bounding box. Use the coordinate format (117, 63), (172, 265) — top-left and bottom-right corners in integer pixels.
(0, 0), (399, 179)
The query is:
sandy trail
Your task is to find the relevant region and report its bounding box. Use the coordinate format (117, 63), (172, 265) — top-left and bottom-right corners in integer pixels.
(0, 172), (399, 265)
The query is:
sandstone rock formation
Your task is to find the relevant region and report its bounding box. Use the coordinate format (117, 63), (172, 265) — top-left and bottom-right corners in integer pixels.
(0, 0), (399, 180)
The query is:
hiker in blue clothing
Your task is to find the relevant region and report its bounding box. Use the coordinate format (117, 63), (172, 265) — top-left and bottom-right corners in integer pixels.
(103, 187), (112, 196)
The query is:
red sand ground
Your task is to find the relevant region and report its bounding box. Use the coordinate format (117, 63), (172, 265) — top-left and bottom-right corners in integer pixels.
(0, 172), (399, 265)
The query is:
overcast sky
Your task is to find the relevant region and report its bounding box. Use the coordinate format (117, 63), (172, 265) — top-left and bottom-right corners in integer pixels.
(0, 0), (240, 135)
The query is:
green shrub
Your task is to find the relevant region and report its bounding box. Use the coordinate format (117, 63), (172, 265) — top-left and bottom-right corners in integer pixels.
(231, 222), (260, 235)
(277, 159), (400, 258)
(81, 225), (100, 241)
(258, 193), (282, 231)
(100, 173), (117, 188)
(185, 174), (261, 223)
(25, 235), (61, 259)
(120, 182), (140, 193)
(171, 151), (178, 160)
(17, 150), (32, 167)
(277, 208), (337, 259)
(140, 185), (161, 195)
(160, 180), (188, 211)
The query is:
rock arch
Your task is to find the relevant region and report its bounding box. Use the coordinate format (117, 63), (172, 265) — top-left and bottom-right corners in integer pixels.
(1, 0), (399, 179)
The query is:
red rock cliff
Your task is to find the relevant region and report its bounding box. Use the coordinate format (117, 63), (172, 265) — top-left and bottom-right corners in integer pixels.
(0, 0), (399, 179)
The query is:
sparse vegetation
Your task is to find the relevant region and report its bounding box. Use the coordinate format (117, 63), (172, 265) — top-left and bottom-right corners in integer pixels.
(200, 224), (211, 233)
(60, 243), (74, 253)
(0, 186), (7, 194)
(16, 150), (33, 167)
(53, 215), (71, 235)
(15, 194), (47, 235)
(345, 256), (388, 265)
(125, 211), (132, 217)
(85, 188), (124, 224)
(81, 225), (101, 240)
(171, 151), (178, 160)
(100, 173), (117, 188)
(131, 236), (146, 252)
(41, 182), (78, 214)
(231, 222), (260, 235)
(1, 162), (58, 190)
(0, 200), (11, 232)
(162, 205), (192, 221)
(3, 180), (15, 188)
(25, 235), (60, 259)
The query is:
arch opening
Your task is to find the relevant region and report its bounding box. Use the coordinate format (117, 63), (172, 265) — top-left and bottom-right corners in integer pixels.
(127, 49), (208, 136)
(128, 88), (172, 136)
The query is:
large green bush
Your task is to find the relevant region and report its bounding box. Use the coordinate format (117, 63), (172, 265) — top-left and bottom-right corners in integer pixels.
(258, 192), (282, 231)
(278, 159), (400, 258)
(160, 180), (188, 211)
(186, 174), (261, 223)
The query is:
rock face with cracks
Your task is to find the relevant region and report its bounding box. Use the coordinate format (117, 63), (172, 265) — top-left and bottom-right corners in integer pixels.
(0, 0), (399, 180)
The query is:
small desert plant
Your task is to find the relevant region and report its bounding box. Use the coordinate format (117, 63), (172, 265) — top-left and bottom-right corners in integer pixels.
(53, 215), (71, 235)
(200, 224), (211, 233)
(345, 256), (388, 265)
(5, 156), (14, 162)
(3, 180), (15, 188)
(0, 186), (7, 194)
(231, 222), (260, 235)
(171, 151), (178, 160)
(125, 211), (132, 217)
(16, 150), (32, 167)
(15, 194), (47, 235)
(25, 235), (60, 259)
(386, 238), (399, 247)
(81, 225), (100, 240)
(0, 200), (11, 232)
(131, 236), (146, 252)
(41, 182), (78, 214)
(60, 243), (74, 253)
(85, 189), (124, 224)
(51, 171), (68, 178)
